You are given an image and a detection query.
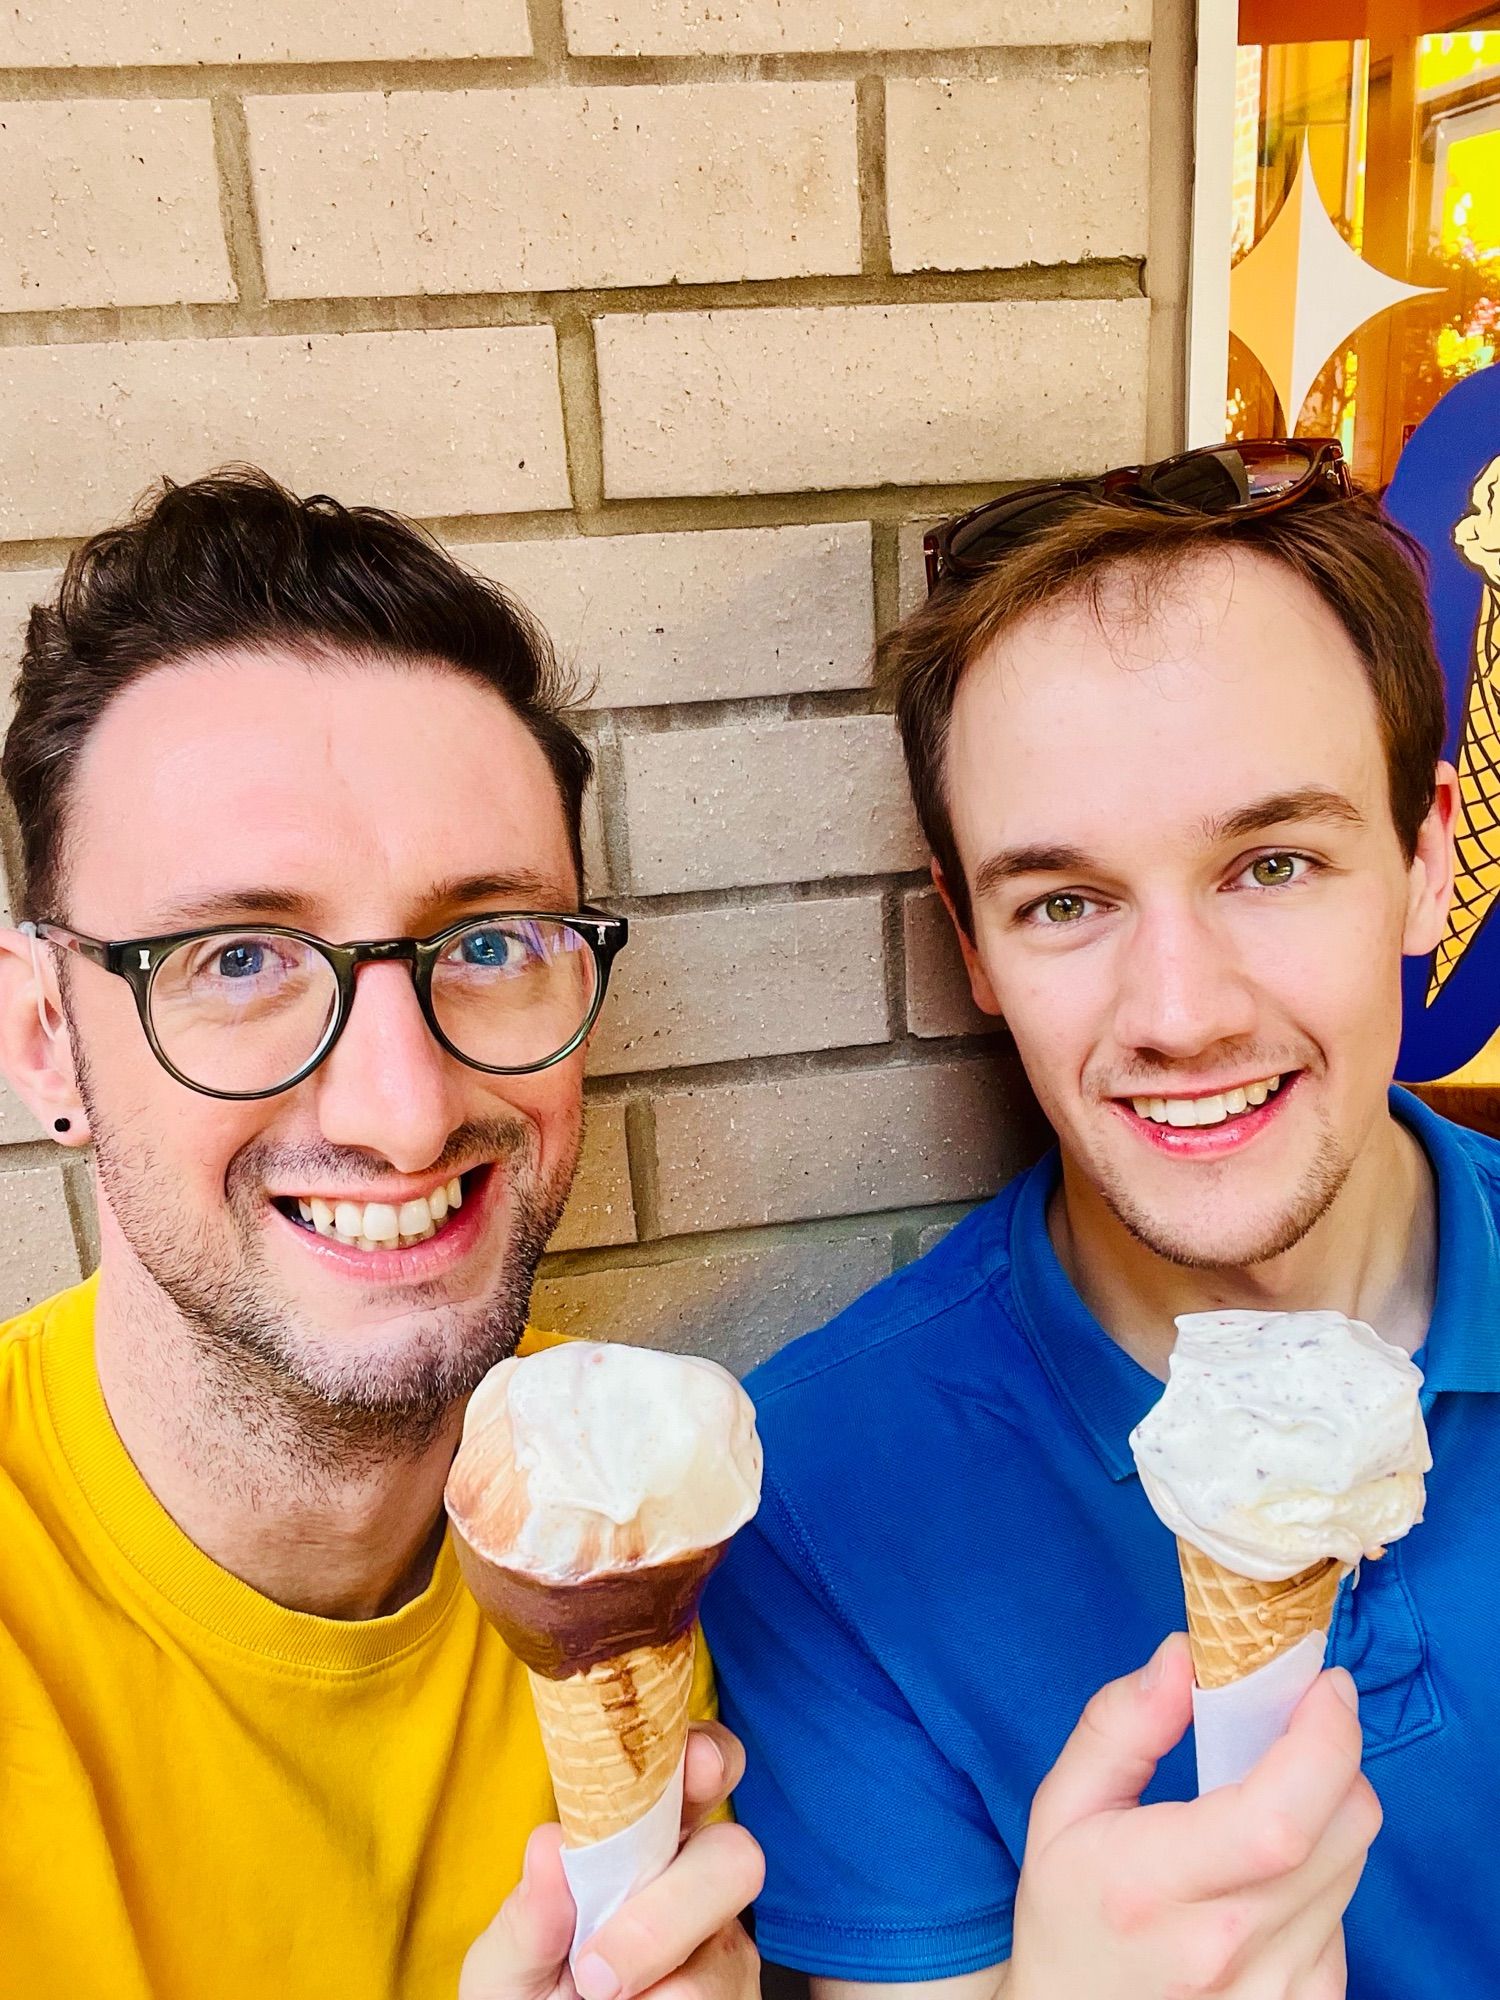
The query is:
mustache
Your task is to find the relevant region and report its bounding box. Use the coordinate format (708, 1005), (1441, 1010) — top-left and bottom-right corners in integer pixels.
(1090, 1049), (1312, 1097)
(225, 1116), (532, 1196)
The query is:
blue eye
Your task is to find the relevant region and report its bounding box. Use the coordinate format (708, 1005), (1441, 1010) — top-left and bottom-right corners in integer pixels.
(217, 942), (266, 979)
(459, 929), (515, 969)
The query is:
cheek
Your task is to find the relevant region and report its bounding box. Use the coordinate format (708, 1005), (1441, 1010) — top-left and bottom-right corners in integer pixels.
(479, 1058), (584, 1169)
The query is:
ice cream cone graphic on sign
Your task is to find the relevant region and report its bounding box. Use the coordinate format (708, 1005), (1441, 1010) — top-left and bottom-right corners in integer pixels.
(1428, 453), (1500, 1000)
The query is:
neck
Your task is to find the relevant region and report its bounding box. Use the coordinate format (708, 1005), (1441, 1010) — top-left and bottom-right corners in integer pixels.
(1050, 1103), (1438, 1381)
(91, 1258), (460, 1620)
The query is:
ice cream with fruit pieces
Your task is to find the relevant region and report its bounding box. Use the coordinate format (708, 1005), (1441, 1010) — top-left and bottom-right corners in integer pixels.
(1130, 1309), (1429, 1688)
(445, 1340), (762, 1844)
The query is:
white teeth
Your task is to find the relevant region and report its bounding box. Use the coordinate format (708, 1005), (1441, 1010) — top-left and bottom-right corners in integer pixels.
(1128, 1075), (1283, 1126)
(293, 1177), (467, 1253)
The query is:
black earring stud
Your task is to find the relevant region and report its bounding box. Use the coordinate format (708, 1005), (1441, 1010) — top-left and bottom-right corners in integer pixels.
(53, 1118), (70, 1134)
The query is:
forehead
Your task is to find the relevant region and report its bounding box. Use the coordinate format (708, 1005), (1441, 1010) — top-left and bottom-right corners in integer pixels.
(63, 647), (577, 928)
(946, 549), (1390, 862)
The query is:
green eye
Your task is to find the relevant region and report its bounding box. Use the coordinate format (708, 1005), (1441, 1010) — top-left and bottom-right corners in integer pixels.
(1250, 854), (1298, 886)
(1042, 893), (1089, 924)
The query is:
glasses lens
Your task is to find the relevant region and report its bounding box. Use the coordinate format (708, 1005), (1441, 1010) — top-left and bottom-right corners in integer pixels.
(429, 918), (599, 1071)
(943, 484), (1096, 576)
(149, 932), (339, 1095)
(1149, 443), (1316, 512)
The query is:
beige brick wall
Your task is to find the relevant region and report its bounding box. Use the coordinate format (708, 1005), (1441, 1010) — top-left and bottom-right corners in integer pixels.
(0, 0), (1193, 1371)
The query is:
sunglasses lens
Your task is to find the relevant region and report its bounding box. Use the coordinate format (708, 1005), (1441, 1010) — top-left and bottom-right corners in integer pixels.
(944, 485), (1092, 574)
(1149, 443), (1318, 512)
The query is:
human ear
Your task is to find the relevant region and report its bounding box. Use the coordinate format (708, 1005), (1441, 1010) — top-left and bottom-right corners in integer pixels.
(931, 860), (1004, 1018)
(0, 929), (90, 1143)
(1401, 761), (1458, 959)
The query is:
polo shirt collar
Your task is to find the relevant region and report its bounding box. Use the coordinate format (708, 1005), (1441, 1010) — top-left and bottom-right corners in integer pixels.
(1004, 1085), (1500, 1481)
(1390, 1084), (1500, 1397)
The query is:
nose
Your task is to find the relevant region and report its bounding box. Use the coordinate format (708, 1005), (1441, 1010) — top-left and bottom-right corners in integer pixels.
(313, 961), (464, 1172)
(1111, 900), (1258, 1062)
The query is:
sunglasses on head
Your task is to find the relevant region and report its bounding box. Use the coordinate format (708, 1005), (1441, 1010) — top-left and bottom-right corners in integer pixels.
(923, 438), (1353, 596)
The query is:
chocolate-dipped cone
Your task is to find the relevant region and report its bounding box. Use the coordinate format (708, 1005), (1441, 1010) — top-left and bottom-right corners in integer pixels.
(445, 1349), (755, 1848)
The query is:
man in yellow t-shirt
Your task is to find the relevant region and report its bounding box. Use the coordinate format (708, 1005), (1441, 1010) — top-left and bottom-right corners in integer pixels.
(0, 472), (762, 1999)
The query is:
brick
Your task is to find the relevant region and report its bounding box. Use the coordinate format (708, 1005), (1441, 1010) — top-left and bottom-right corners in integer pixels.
(0, 0), (531, 65)
(0, 570), (56, 692)
(0, 1086), (44, 1146)
(564, 0), (1147, 56)
(596, 300), (1151, 498)
(0, 328), (569, 544)
(887, 74), (1150, 274)
(916, 1218), (963, 1255)
(532, 1232), (891, 1375)
(464, 524), (873, 709)
(247, 85), (859, 301)
(0, 1165), (83, 1315)
(904, 887), (994, 1038)
(653, 1054), (1038, 1231)
(548, 1103), (635, 1252)
(897, 518), (942, 620)
(589, 895), (887, 1076)
(580, 783), (611, 899)
(620, 716), (925, 895)
(0, 102), (232, 315)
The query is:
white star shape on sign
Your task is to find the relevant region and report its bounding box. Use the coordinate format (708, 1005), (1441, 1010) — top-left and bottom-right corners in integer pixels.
(1229, 140), (1441, 428)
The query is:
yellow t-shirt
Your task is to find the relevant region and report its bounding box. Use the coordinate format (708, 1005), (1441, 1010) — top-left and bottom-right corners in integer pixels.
(0, 1278), (717, 1998)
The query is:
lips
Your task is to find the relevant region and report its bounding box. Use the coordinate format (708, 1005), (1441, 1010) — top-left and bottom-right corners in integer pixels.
(271, 1169), (482, 1254)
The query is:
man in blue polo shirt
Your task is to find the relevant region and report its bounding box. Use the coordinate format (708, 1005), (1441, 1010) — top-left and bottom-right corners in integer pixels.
(703, 443), (1492, 2000)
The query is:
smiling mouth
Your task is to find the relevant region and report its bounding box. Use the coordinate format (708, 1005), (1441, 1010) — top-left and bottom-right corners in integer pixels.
(272, 1169), (484, 1253)
(1119, 1073), (1288, 1129)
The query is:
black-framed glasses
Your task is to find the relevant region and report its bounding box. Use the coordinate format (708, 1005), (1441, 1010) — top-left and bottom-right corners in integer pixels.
(923, 438), (1353, 594)
(22, 911), (628, 1102)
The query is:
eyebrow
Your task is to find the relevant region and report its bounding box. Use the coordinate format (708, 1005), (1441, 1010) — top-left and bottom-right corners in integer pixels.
(969, 787), (1366, 904)
(148, 869), (577, 930)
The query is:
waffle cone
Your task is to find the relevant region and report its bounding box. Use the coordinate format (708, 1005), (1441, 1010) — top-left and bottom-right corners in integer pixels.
(528, 1628), (695, 1847)
(1177, 1540), (1346, 1691)
(1429, 584), (1500, 998)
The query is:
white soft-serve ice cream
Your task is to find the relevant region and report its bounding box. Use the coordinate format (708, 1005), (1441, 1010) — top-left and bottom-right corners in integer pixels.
(445, 1341), (762, 1849)
(1130, 1309), (1430, 1696)
(1131, 1309), (1430, 1583)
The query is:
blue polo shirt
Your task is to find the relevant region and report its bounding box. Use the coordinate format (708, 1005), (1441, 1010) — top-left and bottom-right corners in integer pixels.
(702, 1089), (1500, 1995)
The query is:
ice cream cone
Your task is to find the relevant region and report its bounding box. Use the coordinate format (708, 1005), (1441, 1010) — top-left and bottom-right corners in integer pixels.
(1177, 1538), (1346, 1690)
(527, 1630), (695, 1847)
(1431, 455), (1500, 999)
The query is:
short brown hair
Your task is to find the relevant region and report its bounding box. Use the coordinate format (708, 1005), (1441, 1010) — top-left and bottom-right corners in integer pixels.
(880, 489), (1447, 935)
(3, 466), (593, 922)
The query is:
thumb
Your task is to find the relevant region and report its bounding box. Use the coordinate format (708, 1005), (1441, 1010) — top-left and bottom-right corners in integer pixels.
(1026, 1633), (1195, 1851)
(460, 1825), (577, 2000)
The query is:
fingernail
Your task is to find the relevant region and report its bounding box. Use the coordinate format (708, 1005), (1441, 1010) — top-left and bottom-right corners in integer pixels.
(574, 1954), (621, 2000)
(1142, 1635), (1173, 1692)
(700, 1733), (726, 1784)
(1330, 1668), (1360, 1713)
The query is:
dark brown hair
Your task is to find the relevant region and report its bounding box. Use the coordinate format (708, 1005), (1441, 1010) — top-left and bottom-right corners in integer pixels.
(880, 489), (1448, 935)
(3, 467), (593, 922)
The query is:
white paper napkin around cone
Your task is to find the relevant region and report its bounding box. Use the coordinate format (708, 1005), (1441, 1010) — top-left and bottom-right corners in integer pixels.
(1190, 1630), (1329, 1793)
(560, 1747), (687, 1970)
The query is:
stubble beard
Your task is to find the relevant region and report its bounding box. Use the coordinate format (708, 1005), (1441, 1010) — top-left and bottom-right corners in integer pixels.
(81, 1058), (576, 1463)
(1087, 1114), (1353, 1270)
